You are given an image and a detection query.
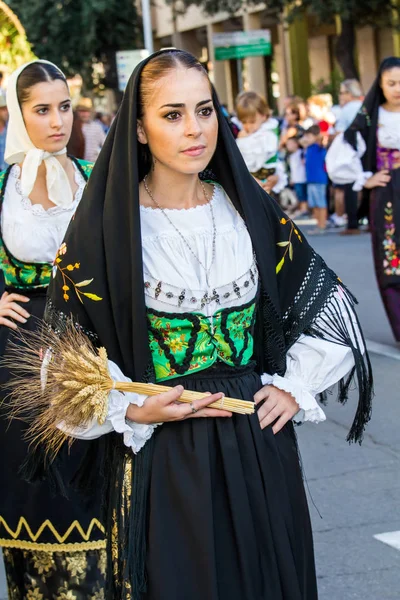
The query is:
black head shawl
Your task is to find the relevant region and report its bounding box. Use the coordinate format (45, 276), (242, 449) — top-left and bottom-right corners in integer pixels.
(45, 50), (373, 599)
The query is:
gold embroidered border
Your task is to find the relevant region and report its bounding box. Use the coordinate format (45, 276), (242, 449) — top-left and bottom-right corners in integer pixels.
(0, 538), (106, 552)
(0, 516), (105, 544)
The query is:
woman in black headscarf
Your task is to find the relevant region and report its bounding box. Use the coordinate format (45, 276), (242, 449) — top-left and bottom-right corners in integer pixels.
(35, 50), (373, 600)
(344, 56), (400, 341)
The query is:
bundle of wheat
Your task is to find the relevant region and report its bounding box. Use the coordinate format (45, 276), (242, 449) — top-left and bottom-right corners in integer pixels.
(2, 318), (254, 456)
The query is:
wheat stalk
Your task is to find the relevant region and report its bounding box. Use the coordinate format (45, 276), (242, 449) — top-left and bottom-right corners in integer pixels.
(1, 317), (254, 457)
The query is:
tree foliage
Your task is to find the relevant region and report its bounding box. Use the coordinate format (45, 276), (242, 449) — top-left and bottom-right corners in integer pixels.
(6, 0), (142, 89)
(169, 0), (399, 79)
(0, 2), (34, 69)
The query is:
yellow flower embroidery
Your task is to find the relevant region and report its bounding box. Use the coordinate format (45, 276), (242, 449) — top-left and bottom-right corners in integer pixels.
(168, 336), (186, 353)
(54, 584), (77, 600)
(276, 217), (302, 274)
(66, 551), (87, 579)
(26, 589), (44, 600)
(32, 551), (53, 576)
(53, 243), (102, 303)
(89, 589), (106, 600)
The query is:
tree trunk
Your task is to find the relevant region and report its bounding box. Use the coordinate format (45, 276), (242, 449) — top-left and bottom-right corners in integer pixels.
(335, 18), (359, 80)
(102, 50), (123, 107)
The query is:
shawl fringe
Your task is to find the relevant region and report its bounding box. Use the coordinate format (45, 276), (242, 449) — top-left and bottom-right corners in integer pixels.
(279, 252), (373, 443)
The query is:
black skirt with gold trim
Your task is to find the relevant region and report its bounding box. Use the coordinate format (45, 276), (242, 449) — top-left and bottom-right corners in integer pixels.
(0, 288), (105, 553)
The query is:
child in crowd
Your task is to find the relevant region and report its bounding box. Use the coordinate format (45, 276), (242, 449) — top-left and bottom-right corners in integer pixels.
(286, 136), (308, 217)
(236, 91), (287, 195)
(307, 94), (335, 142)
(301, 125), (328, 234)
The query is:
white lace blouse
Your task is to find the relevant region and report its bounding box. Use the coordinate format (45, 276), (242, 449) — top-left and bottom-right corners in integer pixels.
(1, 163), (85, 264)
(64, 185), (359, 453)
(377, 106), (400, 149)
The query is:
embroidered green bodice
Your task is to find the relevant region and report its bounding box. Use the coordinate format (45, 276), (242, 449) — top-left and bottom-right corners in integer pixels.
(0, 159), (93, 290)
(147, 297), (257, 382)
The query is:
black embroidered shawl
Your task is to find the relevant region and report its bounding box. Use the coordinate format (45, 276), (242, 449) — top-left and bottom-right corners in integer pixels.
(44, 50), (373, 599)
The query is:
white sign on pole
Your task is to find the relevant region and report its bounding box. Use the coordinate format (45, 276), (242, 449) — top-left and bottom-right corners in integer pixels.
(116, 49), (149, 92)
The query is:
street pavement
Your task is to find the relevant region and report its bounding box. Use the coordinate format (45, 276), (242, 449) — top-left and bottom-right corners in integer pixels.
(1, 226), (399, 599)
(297, 226), (400, 599)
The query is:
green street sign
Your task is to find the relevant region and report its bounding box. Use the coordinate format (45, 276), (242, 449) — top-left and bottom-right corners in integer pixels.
(213, 29), (272, 61)
(215, 42), (272, 60)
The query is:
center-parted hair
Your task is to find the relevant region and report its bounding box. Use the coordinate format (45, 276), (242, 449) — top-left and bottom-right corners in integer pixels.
(138, 49), (209, 119)
(16, 62), (68, 106)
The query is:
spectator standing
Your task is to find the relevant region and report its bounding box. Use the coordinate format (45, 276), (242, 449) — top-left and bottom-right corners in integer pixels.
(302, 125), (328, 234)
(67, 110), (85, 159)
(335, 80), (363, 133)
(76, 98), (106, 162)
(279, 103), (304, 149)
(286, 136), (308, 215)
(334, 79), (364, 234)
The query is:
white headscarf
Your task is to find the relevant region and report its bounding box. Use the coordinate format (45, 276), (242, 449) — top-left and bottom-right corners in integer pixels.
(5, 59), (73, 208)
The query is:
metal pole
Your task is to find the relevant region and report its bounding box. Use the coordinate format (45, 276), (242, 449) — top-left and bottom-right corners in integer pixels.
(237, 58), (243, 92)
(141, 0), (154, 54)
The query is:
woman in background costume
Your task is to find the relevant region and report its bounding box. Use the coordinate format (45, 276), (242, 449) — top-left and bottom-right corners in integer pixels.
(344, 56), (400, 342)
(0, 61), (105, 599)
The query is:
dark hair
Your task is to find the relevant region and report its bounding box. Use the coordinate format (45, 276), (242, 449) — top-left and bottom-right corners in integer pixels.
(305, 124), (321, 137)
(138, 50), (210, 173)
(378, 56), (400, 103)
(380, 56), (400, 76)
(285, 103), (301, 122)
(17, 62), (68, 106)
(138, 50), (208, 119)
(286, 136), (300, 145)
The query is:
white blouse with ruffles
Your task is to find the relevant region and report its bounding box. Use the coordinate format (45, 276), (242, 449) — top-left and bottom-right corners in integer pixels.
(1, 163), (85, 264)
(377, 106), (400, 150)
(61, 185), (360, 453)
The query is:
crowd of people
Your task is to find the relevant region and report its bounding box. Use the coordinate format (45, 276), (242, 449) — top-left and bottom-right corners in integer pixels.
(230, 80), (365, 235)
(230, 59), (400, 343)
(0, 48), (398, 600)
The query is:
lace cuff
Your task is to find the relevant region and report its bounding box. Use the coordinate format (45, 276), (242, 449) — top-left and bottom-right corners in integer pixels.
(260, 373), (326, 424)
(352, 171), (373, 192)
(108, 360), (158, 454)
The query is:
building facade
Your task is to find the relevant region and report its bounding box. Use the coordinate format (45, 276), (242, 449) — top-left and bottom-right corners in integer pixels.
(149, 2), (397, 113)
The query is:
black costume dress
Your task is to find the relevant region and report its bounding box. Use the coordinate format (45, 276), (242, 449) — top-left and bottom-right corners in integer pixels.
(14, 51), (372, 600)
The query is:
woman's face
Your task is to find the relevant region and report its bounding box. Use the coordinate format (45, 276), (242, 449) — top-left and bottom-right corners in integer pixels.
(137, 67), (218, 176)
(241, 111), (266, 134)
(381, 67), (400, 108)
(285, 108), (298, 125)
(21, 79), (73, 152)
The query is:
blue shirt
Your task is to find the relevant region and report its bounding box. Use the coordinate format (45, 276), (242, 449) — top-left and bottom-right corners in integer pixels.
(305, 143), (328, 184)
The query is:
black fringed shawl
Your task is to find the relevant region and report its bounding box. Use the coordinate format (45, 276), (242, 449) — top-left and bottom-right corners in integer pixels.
(44, 50), (373, 599)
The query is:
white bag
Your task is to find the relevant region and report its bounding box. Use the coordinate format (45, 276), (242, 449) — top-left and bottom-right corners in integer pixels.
(326, 132), (369, 187)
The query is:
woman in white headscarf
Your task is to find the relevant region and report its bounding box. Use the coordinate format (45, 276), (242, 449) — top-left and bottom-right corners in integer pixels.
(0, 61), (105, 598)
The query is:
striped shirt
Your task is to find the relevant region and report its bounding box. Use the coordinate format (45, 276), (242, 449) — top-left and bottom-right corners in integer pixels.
(82, 121), (106, 163)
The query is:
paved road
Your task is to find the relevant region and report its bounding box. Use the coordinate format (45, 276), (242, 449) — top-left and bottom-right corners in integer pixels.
(1, 227), (399, 599)
(297, 227), (400, 599)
